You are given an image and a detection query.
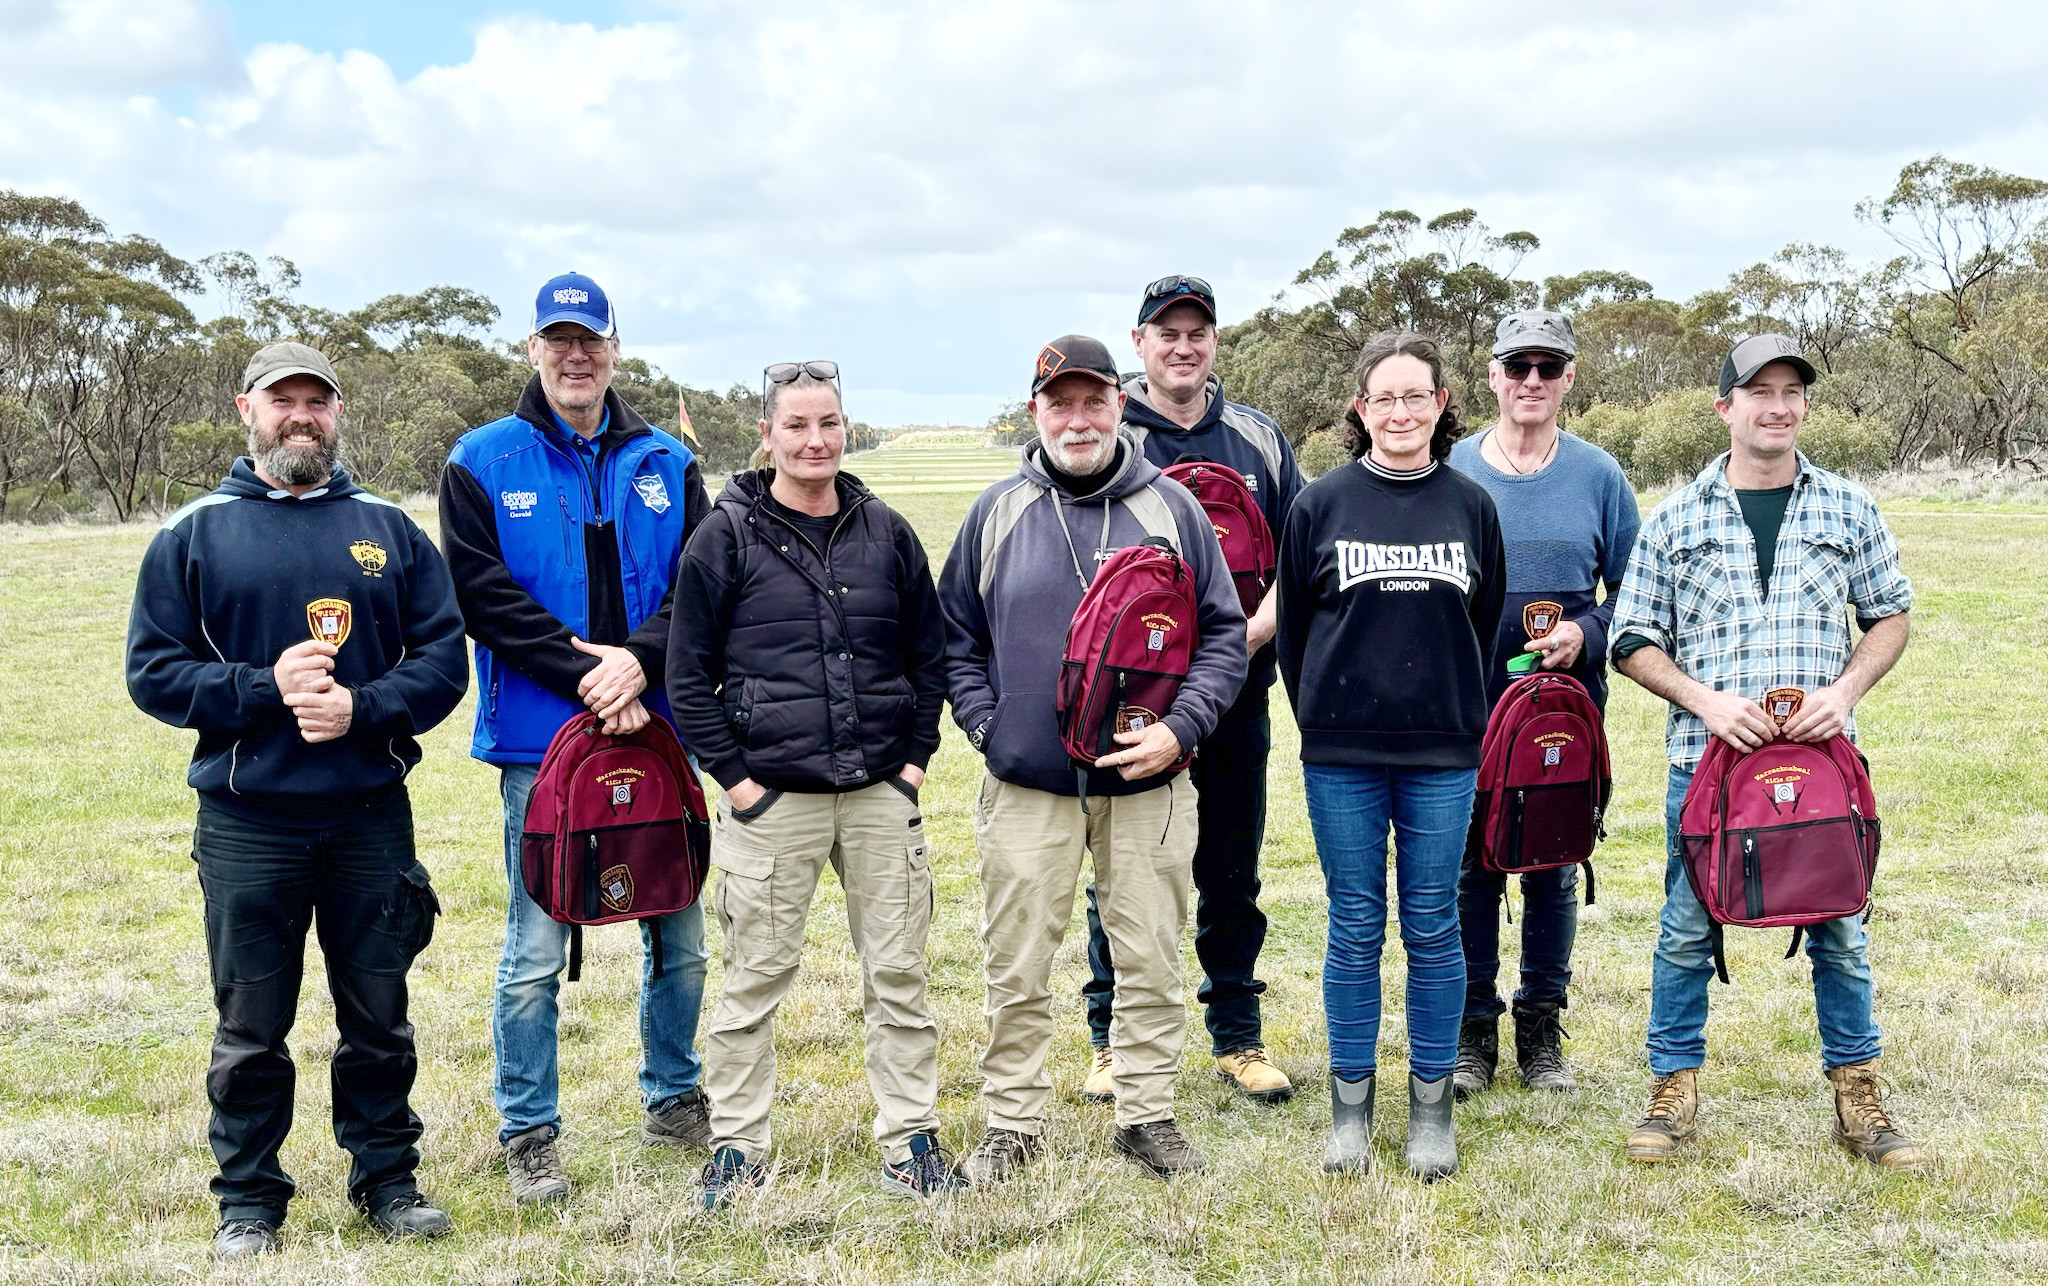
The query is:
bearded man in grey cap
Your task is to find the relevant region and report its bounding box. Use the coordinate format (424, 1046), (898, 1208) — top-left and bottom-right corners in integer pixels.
(126, 341), (470, 1259)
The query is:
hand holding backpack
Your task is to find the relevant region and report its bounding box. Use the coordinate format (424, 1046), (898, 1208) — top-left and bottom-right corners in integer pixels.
(520, 710), (711, 981)
(1679, 689), (1882, 982)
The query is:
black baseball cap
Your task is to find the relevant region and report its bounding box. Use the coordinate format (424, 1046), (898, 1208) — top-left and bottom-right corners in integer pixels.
(1136, 274), (1217, 326)
(1031, 335), (1121, 397)
(1719, 334), (1819, 399)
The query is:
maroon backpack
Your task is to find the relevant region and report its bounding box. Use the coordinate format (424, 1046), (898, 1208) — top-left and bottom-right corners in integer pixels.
(1160, 460), (1275, 617)
(1680, 728), (1881, 982)
(1056, 537), (1200, 798)
(520, 711), (710, 981)
(1468, 672), (1612, 902)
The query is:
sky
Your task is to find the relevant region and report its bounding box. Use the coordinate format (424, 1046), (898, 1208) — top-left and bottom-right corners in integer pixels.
(5, 0), (2048, 425)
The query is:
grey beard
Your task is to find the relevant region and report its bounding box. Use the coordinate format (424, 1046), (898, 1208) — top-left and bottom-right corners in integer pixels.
(254, 436), (340, 486)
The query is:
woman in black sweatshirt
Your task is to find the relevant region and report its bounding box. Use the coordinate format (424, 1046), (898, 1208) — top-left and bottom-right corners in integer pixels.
(1276, 332), (1505, 1182)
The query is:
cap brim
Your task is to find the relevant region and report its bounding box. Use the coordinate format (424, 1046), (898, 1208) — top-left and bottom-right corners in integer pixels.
(1730, 355), (1819, 391)
(1032, 369), (1122, 395)
(249, 366), (340, 395)
(532, 311), (617, 339)
(1492, 336), (1576, 359)
(1138, 295), (1218, 325)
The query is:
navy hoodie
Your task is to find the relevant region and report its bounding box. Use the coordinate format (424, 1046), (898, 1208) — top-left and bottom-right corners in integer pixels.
(126, 461), (469, 819)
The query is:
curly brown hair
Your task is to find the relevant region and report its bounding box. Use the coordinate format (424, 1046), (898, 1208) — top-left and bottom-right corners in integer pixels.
(1342, 331), (1464, 463)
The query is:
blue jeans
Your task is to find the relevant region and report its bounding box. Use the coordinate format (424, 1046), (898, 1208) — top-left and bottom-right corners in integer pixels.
(1304, 763), (1475, 1081)
(494, 764), (709, 1142)
(1648, 764), (1881, 1077)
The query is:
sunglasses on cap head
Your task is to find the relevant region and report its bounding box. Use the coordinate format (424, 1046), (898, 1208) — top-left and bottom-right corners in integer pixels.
(1143, 274), (1213, 302)
(1499, 355), (1570, 381)
(763, 359), (839, 403)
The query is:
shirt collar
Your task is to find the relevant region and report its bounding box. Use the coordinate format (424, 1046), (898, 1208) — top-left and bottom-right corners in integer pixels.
(1699, 449), (1816, 500)
(548, 403), (610, 448)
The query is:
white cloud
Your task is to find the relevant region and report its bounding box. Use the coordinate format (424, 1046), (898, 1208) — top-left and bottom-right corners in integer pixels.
(5, 0), (2048, 422)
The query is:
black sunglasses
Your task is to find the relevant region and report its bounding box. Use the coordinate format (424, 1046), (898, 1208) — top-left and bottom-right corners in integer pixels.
(765, 360), (839, 386)
(1500, 356), (1569, 380)
(1143, 274), (1213, 301)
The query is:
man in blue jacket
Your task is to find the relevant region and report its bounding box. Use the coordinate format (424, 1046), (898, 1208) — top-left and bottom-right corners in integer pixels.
(1078, 276), (1305, 1104)
(437, 273), (712, 1204)
(939, 335), (1247, 1185)
(127, 341), (469, 1260)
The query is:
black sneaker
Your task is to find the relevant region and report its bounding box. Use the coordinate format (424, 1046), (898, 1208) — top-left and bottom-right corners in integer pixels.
(644, 1088), (713, 1149)
(880, 1131), (963, 1199)
(956, 1128), (1043, 1188)
(1113, 1119), (1206, 1179)
(212, 1217), (279, 1262)
(699, 1147), (764, 1211)
(363, 1191), (453, 1241)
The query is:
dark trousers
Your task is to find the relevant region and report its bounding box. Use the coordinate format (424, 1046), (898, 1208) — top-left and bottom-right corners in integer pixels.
(193, 790), (438, 1224)
(1457, 854), (1578, 1021)
(1084, 684), (1270, 1055)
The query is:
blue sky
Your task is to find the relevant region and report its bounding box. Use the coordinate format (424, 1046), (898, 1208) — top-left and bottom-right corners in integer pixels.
(8, 1), (2048, 425)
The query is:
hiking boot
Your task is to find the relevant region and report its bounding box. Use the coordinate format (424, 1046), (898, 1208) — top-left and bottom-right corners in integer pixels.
(504, 1124), (570, 1204)
(1514, 1005), (1577, 1092)
(1322, 1072), (1375, 1174)
(1405, 1073), (1458, 1182)
(212, 1218), (279, 1262)
(957, 1127), (1043, 1187)
(1828, 1059), (1927, 1169)
(643, 1087), (712, 1149)
(1080, 1046), (1116, 1103)
(1625, 1069), (1698, 1162)
(881, 1131), (964, 1199)
(1452, 1015), (1498, 1101)
(699, 1147), (765, 1210)
(1114, 1119), (1207, 1179)
(1216, 1047), (1294, 1103)
(363, 1190), (453, 1241)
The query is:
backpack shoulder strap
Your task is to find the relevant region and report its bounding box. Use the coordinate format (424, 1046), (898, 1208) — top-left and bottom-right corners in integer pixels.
(976, 478), (1047, 599)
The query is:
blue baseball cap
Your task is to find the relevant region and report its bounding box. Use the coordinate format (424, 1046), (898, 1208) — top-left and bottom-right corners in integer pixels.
(531, 271), (616, 338)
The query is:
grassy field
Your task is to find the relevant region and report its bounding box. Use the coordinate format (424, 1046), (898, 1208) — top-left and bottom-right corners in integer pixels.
(0, 432), (2044, 1284)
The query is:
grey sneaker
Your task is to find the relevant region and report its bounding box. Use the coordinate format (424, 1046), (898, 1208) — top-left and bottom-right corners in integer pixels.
(643, 1088), (712, 1149)
(956, 1127), (1043, 1188)
(212, 1218), (279, 1262)
(1113, 1119), (1207, 1179)
(504, 1124), (570, 1204)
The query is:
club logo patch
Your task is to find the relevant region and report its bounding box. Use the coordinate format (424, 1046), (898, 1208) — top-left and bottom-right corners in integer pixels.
(1774, 782), (1796, 804)
(1524, 600), (1563, 640)
(597, 766), (645, 813)
(1762, 686), (1806, 729)
(1544, 745), (1561, 766)
(349, 539), (387, 575)
(632, 474), (671, 513)
(554, 287), (591, 305)
(599, 864), (634, 913)
(1114, 705), (1158, 736)
(306, 598), (351, 648)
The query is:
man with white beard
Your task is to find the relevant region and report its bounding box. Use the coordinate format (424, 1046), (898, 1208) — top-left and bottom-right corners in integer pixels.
(937, 335), (1247, 1185)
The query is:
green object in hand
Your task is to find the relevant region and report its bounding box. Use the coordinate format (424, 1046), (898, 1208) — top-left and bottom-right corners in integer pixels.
(1506, 651), (1538, 676)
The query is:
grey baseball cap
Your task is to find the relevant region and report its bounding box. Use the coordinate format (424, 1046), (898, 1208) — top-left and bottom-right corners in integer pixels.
(1492, 310), (1577, 359)
(243, 341), (342, 397)
(1719, 334), (1818, 399)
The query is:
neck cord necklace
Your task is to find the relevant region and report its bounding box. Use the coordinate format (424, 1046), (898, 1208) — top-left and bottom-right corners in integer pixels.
(1501, 430), (1558, 475)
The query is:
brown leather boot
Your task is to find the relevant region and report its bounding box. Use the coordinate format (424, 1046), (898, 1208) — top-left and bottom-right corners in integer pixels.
(1625, 1068), (1698, 1162)
(1827, 1059), (1927, 1168)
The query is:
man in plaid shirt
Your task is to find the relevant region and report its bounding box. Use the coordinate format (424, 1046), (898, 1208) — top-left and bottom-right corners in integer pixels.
(1609, 334), (1922, 1169)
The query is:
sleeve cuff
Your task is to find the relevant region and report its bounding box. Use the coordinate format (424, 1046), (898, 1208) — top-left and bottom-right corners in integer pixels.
(705, 754), (750, 792)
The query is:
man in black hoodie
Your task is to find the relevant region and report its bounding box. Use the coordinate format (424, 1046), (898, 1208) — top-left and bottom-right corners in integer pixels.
(127, 342), (469, 1261)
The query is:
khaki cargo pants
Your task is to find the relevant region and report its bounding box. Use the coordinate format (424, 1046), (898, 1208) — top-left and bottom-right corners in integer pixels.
(703, 779), (938, 1162)
(974, 770), (1197, 1131)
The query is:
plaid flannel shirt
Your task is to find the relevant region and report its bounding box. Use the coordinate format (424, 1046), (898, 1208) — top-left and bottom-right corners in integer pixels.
(1610, 451), (1913, 768)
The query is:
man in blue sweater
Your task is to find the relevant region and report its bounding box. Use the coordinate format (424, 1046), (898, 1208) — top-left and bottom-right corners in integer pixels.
(437, 274), (712, 1204)
(1077, 276), (1305, 1105)
(1447, 310), (1639, 1098)
(127, 342), (469, 1260)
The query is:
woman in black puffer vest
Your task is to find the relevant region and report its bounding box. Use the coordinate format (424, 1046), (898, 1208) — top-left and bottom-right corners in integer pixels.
(666, 364), (955, 1205)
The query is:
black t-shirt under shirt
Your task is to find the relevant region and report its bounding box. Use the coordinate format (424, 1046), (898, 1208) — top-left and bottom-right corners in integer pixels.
(763, 494), (842, 553)
(1613, 482), (1796, 661)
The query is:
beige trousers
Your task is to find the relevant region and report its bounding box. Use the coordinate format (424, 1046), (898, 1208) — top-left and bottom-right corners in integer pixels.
(973, 771), (1197, 1131)
(703, 779), (938, 1162)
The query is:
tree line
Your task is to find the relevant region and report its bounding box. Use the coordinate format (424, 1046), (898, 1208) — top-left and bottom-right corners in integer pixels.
(0, 196), (880, 522)
(6, 154), (2046, 521)
(1210, 155), (2048, 481)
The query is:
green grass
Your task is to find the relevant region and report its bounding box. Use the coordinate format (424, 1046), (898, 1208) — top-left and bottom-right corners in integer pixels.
(1, 433), (2045, 1282)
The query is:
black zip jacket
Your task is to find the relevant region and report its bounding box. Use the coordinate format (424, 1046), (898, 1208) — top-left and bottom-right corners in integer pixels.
(1276, 459), (1507, 769)
(126, 461), (469, 818)
(666, 469), (947, 792)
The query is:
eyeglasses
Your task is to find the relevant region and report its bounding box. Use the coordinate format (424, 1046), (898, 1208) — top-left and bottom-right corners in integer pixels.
(1500, 356), (1569, 381)
(1360, 391), (1439, 417)
(539, 330), (613, 354)
(1143, 274), (1213, 302)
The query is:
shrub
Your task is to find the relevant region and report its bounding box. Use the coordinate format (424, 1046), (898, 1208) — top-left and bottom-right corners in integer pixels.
(1295, 428), (1351, 478)
(1566, 401), (1643, 474)
(1797, 404), (1893, 477)
(1630, 386), (1727, 485)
